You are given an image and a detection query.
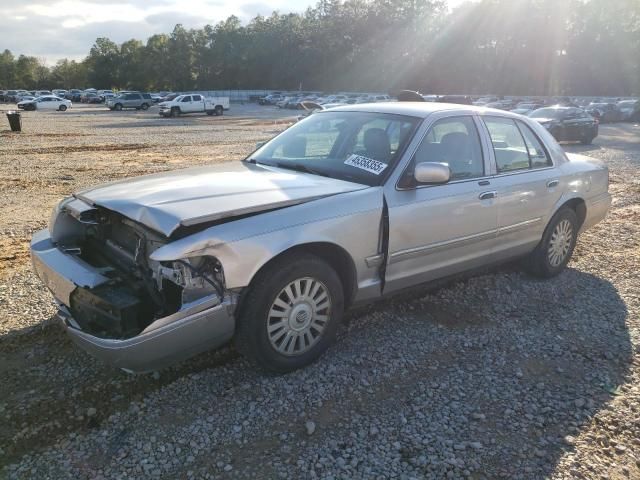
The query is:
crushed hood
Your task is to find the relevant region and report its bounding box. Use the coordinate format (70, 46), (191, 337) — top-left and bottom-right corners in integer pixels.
(75, 161), (367, 236)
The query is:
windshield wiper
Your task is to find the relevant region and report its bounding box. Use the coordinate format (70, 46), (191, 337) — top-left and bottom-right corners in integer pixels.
(269, 161), (331, 178)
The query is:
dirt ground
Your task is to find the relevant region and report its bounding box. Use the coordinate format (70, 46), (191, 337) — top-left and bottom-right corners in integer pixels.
(0, 104), (638, 479)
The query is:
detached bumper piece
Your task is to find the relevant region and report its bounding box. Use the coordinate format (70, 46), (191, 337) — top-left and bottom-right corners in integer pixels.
(31, 229), (236, 373)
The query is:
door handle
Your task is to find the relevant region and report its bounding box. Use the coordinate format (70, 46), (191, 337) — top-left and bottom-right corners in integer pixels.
(546, 179), (559, 188)
(479, 191), (497, 200)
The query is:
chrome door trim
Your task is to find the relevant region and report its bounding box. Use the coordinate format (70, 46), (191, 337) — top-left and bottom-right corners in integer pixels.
(389, 228), (498, 264)
(388, 216), (543, 264)
(497, 217), (542, 235)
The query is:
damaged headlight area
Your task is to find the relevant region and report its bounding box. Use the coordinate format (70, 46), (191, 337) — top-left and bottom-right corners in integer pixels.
(51, 201), (227, 340)
(156, 257), (225, 309)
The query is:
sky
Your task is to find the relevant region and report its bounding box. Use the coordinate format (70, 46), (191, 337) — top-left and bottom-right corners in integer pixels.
(0, 0), (469, 63)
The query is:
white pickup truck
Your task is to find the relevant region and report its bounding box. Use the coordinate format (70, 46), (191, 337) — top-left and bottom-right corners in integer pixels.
(159, 94), (230, 117)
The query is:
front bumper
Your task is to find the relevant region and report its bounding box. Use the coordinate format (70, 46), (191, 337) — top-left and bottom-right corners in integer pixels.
(30, 229), (237, 372)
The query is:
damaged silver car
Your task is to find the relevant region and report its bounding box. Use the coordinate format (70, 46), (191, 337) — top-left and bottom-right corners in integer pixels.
(31, 103), (611, 373)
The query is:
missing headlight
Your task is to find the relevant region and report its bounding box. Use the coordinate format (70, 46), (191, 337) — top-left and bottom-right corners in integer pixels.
(157, 256), (225, 304)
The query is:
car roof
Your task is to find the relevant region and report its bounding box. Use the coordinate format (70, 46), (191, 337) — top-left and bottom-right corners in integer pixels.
(326, 102), (524, 119)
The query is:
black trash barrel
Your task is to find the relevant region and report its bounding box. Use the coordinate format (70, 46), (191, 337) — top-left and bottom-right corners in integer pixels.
(6, 110), (22, 132)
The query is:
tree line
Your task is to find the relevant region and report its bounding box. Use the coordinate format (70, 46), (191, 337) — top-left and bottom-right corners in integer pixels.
(1, 0), (639, 96)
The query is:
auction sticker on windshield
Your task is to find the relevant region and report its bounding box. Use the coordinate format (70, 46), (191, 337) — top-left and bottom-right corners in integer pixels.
(344, 154), (388, 175)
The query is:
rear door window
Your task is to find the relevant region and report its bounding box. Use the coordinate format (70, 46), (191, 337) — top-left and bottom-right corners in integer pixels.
(516, 121), (552, 168)
(483, 117), (530, 173)
(192, 95), (201, 101)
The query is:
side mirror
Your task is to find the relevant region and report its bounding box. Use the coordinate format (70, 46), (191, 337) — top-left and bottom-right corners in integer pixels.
(414, 162), (450, 184)
(255, 141), (266, 149)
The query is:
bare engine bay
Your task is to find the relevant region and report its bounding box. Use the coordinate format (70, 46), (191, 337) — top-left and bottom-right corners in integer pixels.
(53, 202), (224, 339)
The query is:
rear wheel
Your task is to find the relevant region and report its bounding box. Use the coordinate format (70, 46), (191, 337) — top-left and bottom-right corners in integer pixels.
(215, 105), (224, 116)
(140, 103), (149, 110)
(524, 208), (578, 278)
(235, 253), (344, 373)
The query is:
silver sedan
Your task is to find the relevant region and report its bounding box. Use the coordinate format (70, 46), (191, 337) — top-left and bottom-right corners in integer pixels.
(31, 103), (611, 373)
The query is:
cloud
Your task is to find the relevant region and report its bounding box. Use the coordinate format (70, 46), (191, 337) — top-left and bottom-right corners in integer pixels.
(145, 11), (211, 30)
(0, 0), (317, 61)
(239, 2), (276, 19)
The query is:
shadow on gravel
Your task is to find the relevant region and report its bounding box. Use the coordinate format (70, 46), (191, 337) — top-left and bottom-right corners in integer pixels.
(1, 265), (632, 478)
(330, 267), (633, 478)
(0, 317), (238, 467)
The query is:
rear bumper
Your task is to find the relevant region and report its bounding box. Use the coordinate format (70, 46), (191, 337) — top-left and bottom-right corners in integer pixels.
(31, 229), (237, 372)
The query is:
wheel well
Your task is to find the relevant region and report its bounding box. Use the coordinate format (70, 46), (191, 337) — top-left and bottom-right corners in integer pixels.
(245, 243), (358, 309)
(560, 198), (587, 228)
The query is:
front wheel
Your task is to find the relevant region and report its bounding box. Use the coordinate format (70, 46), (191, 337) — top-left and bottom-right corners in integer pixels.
(235, 253), (344, 373)
(114, 103), (123, 111)
(524, 208), (578, 278)
(170, 107), (180, 117)
(59, 105), (67, 112)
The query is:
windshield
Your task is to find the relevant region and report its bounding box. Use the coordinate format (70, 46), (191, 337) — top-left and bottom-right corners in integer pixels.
(247, 111), (420, 186)
(529, 108), (563, 119)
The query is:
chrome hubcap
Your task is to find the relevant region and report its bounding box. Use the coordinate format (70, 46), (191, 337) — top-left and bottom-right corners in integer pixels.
(548, 219), (573, 267)
(267, 277), (331, 356)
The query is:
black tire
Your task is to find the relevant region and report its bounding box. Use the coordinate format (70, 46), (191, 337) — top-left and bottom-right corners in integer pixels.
(215, 105), (223, 116)
(580, 135), (593, 145)
(524, 207), (579, 278)
(170, 107), (180, 118)
(235, 252), (344, 373)
(114, 103), (123, 111)
(140, 103), (149, 110)
(59, 105), (67, 112)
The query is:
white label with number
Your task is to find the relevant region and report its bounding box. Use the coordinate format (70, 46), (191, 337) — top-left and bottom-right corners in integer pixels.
(344, 154), (388, 175)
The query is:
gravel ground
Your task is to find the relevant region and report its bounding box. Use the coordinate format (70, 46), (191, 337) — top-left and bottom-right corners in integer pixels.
(0, 105), (638, 479)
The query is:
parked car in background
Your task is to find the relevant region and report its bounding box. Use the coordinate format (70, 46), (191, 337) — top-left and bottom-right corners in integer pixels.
(31, 102), (610, 373)
(586, 103), (624, 123)
(437, 95), (473, 105)
(158, 94), (229, 117)
(52, 89), (68, 98)
(473, 96), (499, 106)
(106, 92), (153, 111)
(160, 92), (179, 102)
(97, 90), (114, 101)
(259, 94), (284, 105)
(8, 90), (29, 102)
(81, 92), (102, 104)
(529, 106), (598, 144)
(510, 103), (544, 116)
(18, 95), (72, 111)
(616, 100), (639, 121)
(16, 92), (36, 102)
(66, 89), (83, 102)
(16, 95), (36, 107)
